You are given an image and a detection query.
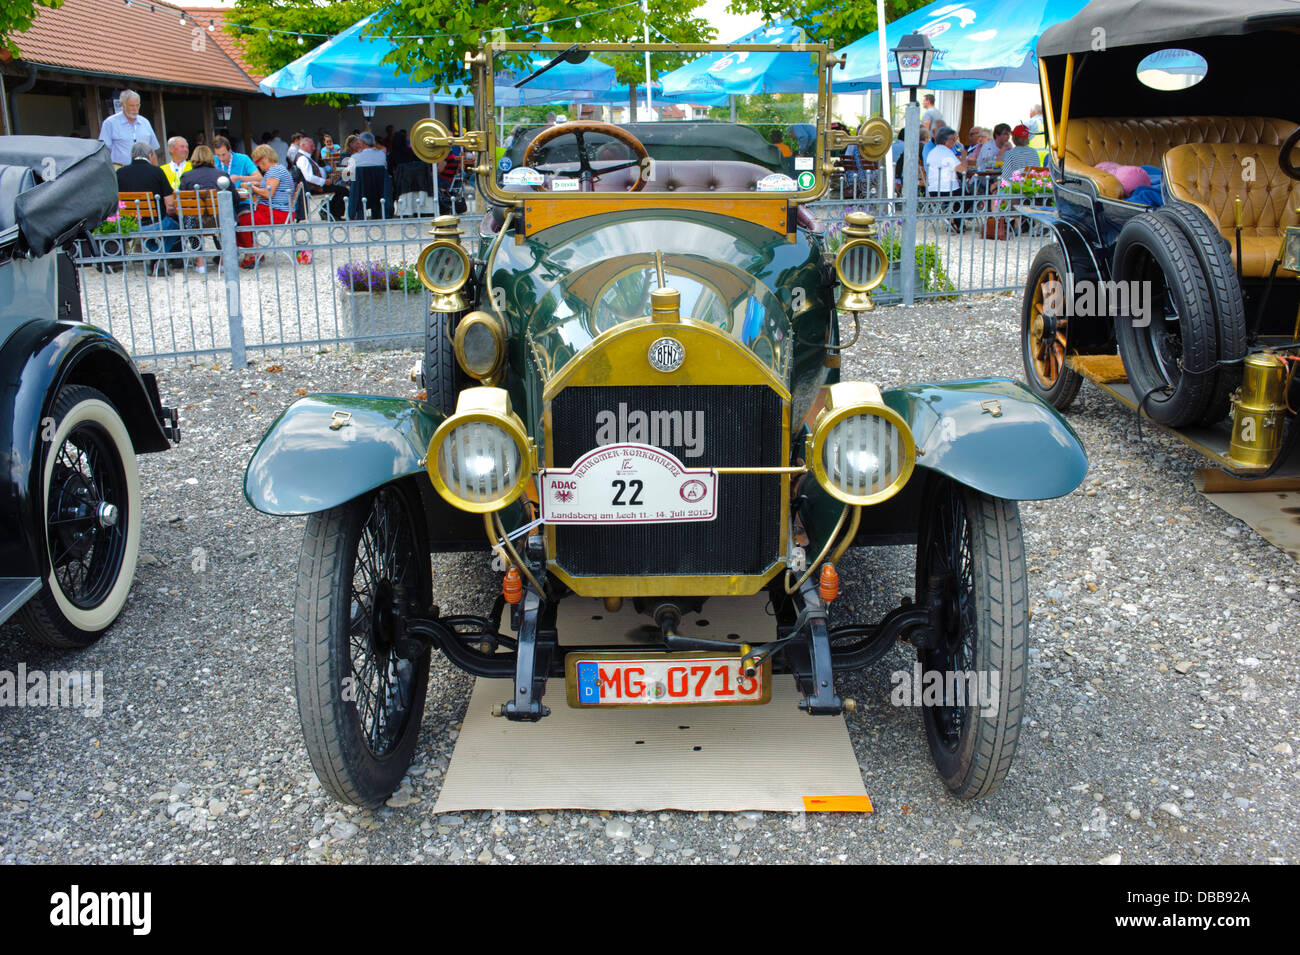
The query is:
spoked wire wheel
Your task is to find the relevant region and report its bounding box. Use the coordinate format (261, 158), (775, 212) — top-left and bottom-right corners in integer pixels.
(17, 385), (141, 648)
(915, 478), (1028, 799)
(294, 480), (431, 807)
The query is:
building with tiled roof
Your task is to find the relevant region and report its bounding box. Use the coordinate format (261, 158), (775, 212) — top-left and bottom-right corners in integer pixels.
(0, 0), (433, 153)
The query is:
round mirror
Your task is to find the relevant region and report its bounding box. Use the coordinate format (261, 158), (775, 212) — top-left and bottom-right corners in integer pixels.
(1136, 49), (1207, 91)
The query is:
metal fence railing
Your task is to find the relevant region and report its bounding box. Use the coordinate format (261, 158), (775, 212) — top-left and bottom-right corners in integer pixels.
(74, 187), (1053, 364)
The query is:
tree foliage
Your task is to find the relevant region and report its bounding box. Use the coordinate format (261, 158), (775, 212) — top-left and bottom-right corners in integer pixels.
(369, 1), (716, 90)
(1, 0), (62, 58)
(725, 0), (935, 50)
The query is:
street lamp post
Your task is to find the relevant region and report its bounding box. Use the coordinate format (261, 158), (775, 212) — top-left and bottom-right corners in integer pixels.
(892, 31), (935, 306)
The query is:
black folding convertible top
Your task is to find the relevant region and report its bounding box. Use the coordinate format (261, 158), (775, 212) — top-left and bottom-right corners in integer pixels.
(1036, 0), (1300, 122)
(0, 136), (118, 256)
(1038, 0), (1300, 57)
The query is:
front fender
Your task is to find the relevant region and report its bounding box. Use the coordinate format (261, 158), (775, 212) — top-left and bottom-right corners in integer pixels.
(883, 379), (1088, 501)
(244, 395), (445, 516)
(1, 319), (171, 580)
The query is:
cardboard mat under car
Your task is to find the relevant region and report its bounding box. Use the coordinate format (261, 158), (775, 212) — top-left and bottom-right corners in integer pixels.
(432, 596), (873, 814)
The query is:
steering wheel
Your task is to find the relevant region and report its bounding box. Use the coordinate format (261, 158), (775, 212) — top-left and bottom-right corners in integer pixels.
(522, 121), (651, 193)
(1282, 126), (1300, 181)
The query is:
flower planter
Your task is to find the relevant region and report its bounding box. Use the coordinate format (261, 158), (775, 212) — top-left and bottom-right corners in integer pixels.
(881, 260), (923, 294)
(341, 290), (426, 350)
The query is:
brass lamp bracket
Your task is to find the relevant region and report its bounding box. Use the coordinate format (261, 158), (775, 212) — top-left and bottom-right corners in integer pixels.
(828, 116), (893, 162)
(411, 117), (488, 164)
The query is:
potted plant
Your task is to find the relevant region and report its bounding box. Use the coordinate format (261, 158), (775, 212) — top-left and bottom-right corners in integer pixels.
(90, 202), (139, 258)
(336, 261), (427, 350)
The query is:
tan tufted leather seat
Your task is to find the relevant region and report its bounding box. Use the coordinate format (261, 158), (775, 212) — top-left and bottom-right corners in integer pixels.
(591, 159), (775, 193)
(1164, 142), (1300, 277)
(1063, 115), (1295, 199)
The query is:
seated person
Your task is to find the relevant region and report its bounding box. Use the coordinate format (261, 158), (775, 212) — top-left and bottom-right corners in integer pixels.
(211, 135), (259, 213)
(998, 126), (1042, 186)
(925, 127), (971, 226)
(177, 145), (233, 272)
(117, 141), (179, 256)
(162, 136), (192, 190)
(237, 144), (297, 266)
(296, 136), (348, 220)
(352, 132), (388, 169)
(977, 123), (1012, 171)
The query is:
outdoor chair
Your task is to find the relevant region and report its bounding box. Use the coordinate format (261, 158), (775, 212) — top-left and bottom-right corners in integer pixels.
(349, 165), (393, 220)
(175, 189), (221, 271)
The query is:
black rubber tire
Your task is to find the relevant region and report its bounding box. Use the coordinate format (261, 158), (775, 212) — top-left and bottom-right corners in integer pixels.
(16, 385), (141, 649)
(1281, 126), (1300, 181)
(1111, 212), (1217, 427)
(915, 478), (1028, 800)
(1155, 202), (1247, 425)
(1021, 243), (1084, 411)
(293, 481), (432, 807)
(423, 310), (462, 417)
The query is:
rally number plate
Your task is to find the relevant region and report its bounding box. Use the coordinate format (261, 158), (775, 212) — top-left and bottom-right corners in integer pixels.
(540, 443), (717, 525)
(564, 652), (772, 708)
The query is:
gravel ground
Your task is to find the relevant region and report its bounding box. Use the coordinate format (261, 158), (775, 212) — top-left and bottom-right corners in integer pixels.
(2, 294), (1298, 865)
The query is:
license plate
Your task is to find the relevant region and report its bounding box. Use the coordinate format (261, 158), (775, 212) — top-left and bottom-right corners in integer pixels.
(564, 652), (771, 707)
(540, 443), (717, 525)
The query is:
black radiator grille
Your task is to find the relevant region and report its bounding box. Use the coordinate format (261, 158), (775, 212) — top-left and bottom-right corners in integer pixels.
(549, 385), (784, 578)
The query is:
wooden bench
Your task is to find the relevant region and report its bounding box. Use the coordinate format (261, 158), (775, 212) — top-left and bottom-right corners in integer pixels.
(117, 190), (162, 223)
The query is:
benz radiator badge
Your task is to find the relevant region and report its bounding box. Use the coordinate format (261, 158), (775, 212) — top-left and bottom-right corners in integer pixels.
(647, 337), (684, 373)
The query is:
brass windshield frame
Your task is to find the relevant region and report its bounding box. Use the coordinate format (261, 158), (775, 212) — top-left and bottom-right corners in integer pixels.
(470, 41), (836, 212)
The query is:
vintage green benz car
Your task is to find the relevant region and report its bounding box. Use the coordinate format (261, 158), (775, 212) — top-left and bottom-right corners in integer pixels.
(245, 41), (1089, 806)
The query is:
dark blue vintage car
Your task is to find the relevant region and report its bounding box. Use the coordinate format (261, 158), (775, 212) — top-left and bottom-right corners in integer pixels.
(0, 136), (178, 648)
(247, 41), (1089, 807)
(1022, 0), (1300, 474)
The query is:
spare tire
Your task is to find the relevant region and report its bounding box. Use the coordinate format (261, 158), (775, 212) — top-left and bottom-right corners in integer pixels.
(1111, 212), (1217, 427)
(1155, 202), (1247, 425)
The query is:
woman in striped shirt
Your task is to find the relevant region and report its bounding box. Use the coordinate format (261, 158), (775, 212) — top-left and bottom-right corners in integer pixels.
(238, 144), (300, 266)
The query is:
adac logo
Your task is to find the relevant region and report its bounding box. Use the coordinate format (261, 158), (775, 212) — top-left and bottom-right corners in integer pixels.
(680, 479), (707, 503)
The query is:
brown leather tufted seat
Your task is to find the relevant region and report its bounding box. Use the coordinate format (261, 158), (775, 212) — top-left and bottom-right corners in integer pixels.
(1164, 142), (1300, 277)
(1063, 115), (1295, 199)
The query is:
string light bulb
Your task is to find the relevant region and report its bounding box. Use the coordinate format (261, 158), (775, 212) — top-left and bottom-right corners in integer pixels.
(297, 34), (304, 45)
(208, 20), (215, 32)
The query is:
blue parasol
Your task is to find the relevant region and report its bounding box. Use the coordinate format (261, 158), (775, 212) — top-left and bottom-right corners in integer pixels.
(837, 0), (1090, 91)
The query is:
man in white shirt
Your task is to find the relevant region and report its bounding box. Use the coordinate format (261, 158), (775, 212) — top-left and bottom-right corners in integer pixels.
(352, 132), (388, 168)
(97, 90), (160, 167)
(296, 137), (348, 220)
(925, 127), (970, 227)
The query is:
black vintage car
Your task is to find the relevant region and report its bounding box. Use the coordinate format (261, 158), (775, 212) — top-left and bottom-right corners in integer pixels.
(0, 136), (179, 647)
(1022, 0), (1300, 472)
